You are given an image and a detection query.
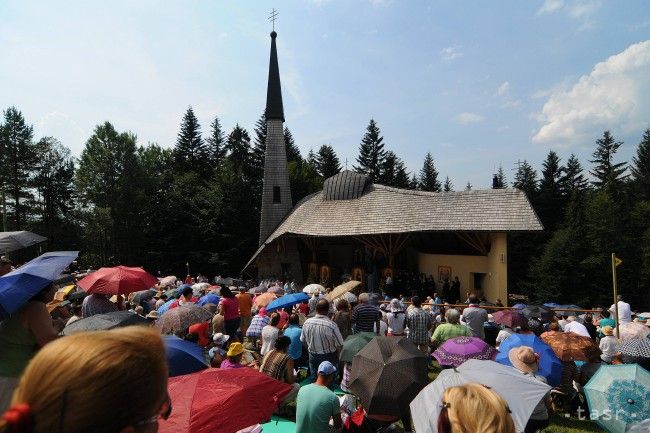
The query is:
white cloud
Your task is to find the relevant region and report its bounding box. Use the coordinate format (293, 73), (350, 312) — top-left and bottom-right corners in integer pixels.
(441, 45), (462, 61)
(455, 112), (485, 124)
(496, 81), (510, 96)
(537, 0), (564, 15)
(532, 40), (650, 146)
(568, 0), (602, 18)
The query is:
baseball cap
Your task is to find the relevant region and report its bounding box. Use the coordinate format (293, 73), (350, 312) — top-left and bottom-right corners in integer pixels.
(317, 360), (337, 376)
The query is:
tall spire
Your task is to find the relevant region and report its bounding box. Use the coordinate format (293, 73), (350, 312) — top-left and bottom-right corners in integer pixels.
(259, 30), (292, 246)
(265, 31), (284, 122)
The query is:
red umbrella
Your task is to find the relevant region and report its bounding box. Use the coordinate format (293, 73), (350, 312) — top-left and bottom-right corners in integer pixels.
(77, 266), (158, 296)
(492, 310), (527, 328)
(159, 368), (292, 433)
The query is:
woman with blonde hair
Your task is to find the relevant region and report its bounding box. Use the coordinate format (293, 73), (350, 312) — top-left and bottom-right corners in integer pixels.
(438, 383), (515, 433)
(0, 327), (170, 433)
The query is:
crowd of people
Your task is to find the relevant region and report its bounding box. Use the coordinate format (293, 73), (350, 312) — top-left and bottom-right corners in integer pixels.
(1, 258), (649, 433)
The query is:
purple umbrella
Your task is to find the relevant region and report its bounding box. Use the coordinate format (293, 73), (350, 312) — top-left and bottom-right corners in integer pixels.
(268, 286), (284, 296)
(433, 336), (498, 368)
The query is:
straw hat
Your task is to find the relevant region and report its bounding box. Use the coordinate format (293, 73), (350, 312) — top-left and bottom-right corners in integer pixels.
(146, 310), (158, 320)
(226, 342), (244, 357)
(601, 325), (614, 335)
(508, 346), (539, 374)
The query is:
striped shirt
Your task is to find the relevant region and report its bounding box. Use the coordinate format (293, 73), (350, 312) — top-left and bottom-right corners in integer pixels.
(301, 314), (344, 355)
(406, 307), (433, 345)
(352, 304), (382, 333)
(246, 315), (270, 339)
(260, 349), (291, 382)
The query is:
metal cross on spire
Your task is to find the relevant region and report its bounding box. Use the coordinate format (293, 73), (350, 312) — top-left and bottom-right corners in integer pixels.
(269, 8), (279, 31)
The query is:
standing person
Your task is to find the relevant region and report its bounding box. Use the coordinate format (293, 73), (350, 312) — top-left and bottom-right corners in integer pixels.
(406, 296), (433, 354)
(0, 283), (64, 412)
(431, 309), (470, 347)
(246, 308), (270, 348)
(261, 313), (281, 356)
(236, 288), (253, 335)
(0, 327), (170, 433)
(295, 361), (342, 433)
(462, 294), (489, 340)
(352, 293), (382, 334)
(301, 299), (344, 380)
(610, 295), (632, 325)
(308, 292), (319, 315)
(582, 314), (598, 340)
(218, 287), (240, 343)
(450, 276), (461, 304)
(507, 347), (550, 433)
(386, 298), (407, 336)
(333, 299), (352, 340)
(283, 314), (304, 366)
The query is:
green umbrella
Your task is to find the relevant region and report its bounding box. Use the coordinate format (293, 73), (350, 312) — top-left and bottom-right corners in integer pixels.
(340, 332), (377, 362)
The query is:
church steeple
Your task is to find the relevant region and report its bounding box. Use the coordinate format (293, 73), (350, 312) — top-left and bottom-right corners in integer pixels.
(265, 31), (284, 122)
(259, 30), (292, 246)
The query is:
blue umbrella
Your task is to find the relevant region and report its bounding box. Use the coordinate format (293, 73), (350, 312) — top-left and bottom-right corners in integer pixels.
(543, 302), (561, 308)
(157, 298), (176, 315)
(197, 293), (220, 306)
(175, 284), (192, 297)
(0, 251), (78, 320)
(496, 333), (563, 386)
(163, 335), (209, 377)
(584, 364), (650, 433)
(266, 292), (309, 313)
(512, 303), (527, 310)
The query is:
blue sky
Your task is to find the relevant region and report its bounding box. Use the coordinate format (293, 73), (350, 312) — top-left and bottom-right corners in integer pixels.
(1, 0), (649, 188)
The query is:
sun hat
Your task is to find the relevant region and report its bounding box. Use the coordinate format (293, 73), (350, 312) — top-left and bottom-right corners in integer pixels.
(508, 346), (539, 374)
(226, 342), (245, 357)
(145, 310), (158, 320)
(317, 360), (337, 376)
(601, 325), (614, 335)
(213, 332), (230, 345)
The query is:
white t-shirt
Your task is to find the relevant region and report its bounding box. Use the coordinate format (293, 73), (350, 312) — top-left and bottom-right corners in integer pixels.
(564, 321), (591, 338)
(495, 328), (514, 346)
(610, 301), (632, 324)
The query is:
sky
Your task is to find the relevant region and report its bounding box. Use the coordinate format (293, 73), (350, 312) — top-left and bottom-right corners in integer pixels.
(1, 0), (649, 189)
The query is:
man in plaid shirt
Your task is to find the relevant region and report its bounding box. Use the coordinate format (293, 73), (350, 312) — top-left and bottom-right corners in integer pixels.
(406, 296), (433, 354)
(246, 308), (270, 347)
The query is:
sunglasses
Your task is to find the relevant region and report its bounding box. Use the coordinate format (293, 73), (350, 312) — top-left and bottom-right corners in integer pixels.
(134, 394), (172, 427)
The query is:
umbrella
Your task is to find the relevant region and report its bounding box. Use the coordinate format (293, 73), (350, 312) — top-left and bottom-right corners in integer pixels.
(67, 290), (87, 303)
(192, 283), (211, 296)
(543, 302), (561, 308)
(334, 291), (358, 304)
(410, 359), (551, 433)
(131, 288), (157, 304)
(175, 284), (192, 297)
(157, 298), (176, 315)
(555, 304), (583, 316)
(0, 230), (47, 253)
(522, 305), (553, 321)
(495, 333), (563, 386)
(584, 364), (650, 433)
(77, 266), (158, 296)
(267, 286), (284, 296)
(0, 251), (79, 320)
(349, 336), (428, 417)
(253, 292), (276, 307)
(266, 292), (309, 313)
(492, 310), (527, 328)
(197, 293), (220, 306)
(512, 303), (527, 310)
(159, 275), (177, 287)
(432, 336), (498, 368)
(340, 332), (377, 362)
(325, 280), (362, 302)
(302, 283), (324, 294)
(163, 335), (209, 377)
(62, 310), (149, 335)
(541, 331), (601, 362)
(616, 322), (650, 340)
(157, 304), (212, 335)
(159, 368), (292, 433)
(617, 338), (650, 359)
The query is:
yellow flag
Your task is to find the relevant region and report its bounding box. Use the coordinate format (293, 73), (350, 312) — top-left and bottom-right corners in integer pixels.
(615, 256), (622, 267)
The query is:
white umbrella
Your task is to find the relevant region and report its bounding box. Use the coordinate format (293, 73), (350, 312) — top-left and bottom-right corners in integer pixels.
(159, 276), (177, 287)
(302, 283), (325, 294)
(615, 322), (650, 340)
(410, 359), (550, 433)
(192, 283), (210, 296)
(0, 231), (47, 253)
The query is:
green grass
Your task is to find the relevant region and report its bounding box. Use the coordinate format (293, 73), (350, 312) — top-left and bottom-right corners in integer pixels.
(427, 361), (604, 433)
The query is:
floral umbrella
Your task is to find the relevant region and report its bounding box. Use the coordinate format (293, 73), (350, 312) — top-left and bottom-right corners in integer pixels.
(157, 304), (212, 335)
(541, 331), (601, 362)
(432, 336), (498, 368)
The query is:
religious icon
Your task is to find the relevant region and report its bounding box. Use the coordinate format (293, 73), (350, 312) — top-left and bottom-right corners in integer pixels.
(438, 266), (451, 283)
(320, 265), (331, 285)
(352, 267), (364, 283)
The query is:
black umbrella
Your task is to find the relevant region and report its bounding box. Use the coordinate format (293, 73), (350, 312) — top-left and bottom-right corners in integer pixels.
(62, 310), (149, 335)
(522, 305), (553, 321)
(349, 336), (428, 417)
(67, 290), (87, 303)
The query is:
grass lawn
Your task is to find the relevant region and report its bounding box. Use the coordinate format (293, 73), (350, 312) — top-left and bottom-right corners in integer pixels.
(427, 362), (605, 433)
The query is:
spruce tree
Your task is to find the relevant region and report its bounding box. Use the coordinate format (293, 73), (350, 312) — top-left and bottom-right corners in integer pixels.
(251, 112), (267, 178)
(410, 173), (419, 190)
(589, 130), (628, 191)
(493, 165), (507, 189)
(174, 107), (208, 173)
(225, 124), (252, 174)
(512, 160), (538, 197)
(284, 127), (302, 165)
(314, 145), (341, 179)
(380, 151), (410, 188)
(561, 154), (588, 195)
(354, 119), (386, 182)
(443, 176), (453, 192)
(206, 115), (226, 167)
(631, 128), (650, 199)
(419, 152), (441, 192)
(537, 151), (565, 230)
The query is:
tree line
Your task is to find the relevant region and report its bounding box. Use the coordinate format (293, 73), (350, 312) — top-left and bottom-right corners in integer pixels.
(1, 106), (649, 307)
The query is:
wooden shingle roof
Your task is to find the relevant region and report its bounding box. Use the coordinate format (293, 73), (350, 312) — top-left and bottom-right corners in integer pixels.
(244, 182), (543, 270)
